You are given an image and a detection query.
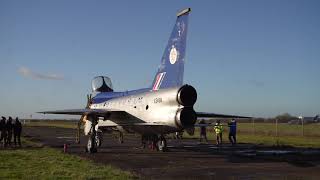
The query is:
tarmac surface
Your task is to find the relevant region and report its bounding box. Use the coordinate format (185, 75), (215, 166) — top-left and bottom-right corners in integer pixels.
(23, 126), (320, 179)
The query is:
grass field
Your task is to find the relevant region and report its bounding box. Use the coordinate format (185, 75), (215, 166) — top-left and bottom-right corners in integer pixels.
(0, 139), (135, 179)
(24, 120), (78, 129)
(184, 131), (320, 148)
(184, 124), (320, 148)
(236, 122), (320, 137)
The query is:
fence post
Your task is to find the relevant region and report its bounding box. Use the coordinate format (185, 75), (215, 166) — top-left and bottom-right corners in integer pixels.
(276, 118), (278, 137)
(302, 118), (304, 137)
(252, 118), (255, 135)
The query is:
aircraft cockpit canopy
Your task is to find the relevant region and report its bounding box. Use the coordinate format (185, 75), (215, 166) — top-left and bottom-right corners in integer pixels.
(91, 76), (113, 92)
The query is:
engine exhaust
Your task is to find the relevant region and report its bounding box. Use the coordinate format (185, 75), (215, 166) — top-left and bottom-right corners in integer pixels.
(175, 107), (197, 128)
(177, 85), (197, 106)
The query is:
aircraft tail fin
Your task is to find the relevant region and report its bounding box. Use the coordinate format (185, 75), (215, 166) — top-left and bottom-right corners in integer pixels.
(151, 8), (191, 91)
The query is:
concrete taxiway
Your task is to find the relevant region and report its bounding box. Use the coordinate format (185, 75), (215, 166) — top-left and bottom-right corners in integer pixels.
(23, 126), (320, 179)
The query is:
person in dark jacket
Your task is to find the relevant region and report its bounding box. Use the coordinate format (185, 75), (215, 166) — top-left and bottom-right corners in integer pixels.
(14, 117), (22, 146)
(228, 119), (237, 145)
(6, 116), (14, 146)
(0, 116), (6, 146)
(199, 120), (208, 143)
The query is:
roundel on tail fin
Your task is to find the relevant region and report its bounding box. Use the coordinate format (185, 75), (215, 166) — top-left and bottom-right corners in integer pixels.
(169, 45), (179, 64)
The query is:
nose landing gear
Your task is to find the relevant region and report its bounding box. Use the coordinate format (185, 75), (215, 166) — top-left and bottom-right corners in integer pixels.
(85, 115), (99, 153)
(86, 134), (97, 153)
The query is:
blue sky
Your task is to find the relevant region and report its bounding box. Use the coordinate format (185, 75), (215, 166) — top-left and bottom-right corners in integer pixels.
(0, 0), (319, 119)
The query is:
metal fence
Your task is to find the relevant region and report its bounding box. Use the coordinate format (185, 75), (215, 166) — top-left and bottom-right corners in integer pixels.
(242, 119), (320, 137)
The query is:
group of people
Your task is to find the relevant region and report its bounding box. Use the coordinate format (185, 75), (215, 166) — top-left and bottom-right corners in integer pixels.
(0, 116), (22, 147)
(199, 119), (237, 146)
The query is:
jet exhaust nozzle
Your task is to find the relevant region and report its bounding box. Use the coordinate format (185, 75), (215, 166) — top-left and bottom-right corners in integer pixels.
(175, 107), (197, 128)
(177, 85), (197, 106)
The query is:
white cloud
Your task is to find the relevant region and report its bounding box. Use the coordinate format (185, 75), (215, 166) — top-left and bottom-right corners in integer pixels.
(18, 66), (64, 80)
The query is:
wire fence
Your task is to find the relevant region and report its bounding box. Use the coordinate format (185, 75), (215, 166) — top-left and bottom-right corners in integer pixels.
(184, 120), (320, 147)
(237, 120), (320, 137)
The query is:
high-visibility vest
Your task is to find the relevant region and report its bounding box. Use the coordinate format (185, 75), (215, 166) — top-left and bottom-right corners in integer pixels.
(214, 124), (223, 134)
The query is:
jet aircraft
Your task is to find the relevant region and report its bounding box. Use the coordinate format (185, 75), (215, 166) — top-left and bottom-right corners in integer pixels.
(40, 8), (249, 153)
(288, 114), (320, 124)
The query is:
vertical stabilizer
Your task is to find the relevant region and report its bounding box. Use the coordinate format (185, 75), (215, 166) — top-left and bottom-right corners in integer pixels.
(151, 8), (191, 91)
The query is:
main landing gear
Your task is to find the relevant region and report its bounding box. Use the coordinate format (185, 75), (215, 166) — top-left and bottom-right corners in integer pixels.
(142, 134), (167, 152)
(157, 135), (167, 152)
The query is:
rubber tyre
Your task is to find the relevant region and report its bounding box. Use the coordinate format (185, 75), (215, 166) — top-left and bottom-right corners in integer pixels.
(157, 139), (167, 152)
(87, 137), (97, 153)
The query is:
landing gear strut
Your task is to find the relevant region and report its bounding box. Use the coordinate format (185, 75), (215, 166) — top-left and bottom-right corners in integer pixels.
(76, 120), (82, 144)
(118, 132), (124, 144)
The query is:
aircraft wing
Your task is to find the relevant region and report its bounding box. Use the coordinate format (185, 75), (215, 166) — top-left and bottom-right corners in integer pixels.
(38, 108), (120, 116)
(38, 109), (164, 126)
(196, 112), (251, 119)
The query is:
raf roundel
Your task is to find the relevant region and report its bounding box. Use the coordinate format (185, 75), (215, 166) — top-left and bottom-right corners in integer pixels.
(169, 46), (179, 64)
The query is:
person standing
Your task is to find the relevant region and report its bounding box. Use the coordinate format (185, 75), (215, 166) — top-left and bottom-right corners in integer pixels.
(213, 120), (223, 146)
(199, 120), (208, 143)
(6, 116), (14, 146)
(0, 117), (6, 146)
(14, 117), (22, 147)
(228, 119), (237, 145)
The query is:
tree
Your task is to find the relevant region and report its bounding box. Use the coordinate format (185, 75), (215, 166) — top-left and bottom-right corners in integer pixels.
(275, 113), (297, 123)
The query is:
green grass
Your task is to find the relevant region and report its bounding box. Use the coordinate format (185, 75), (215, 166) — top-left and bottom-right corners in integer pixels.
(25, 120), (78, 129)
(236, 122), (320, 137)
(0, 140), (135, 180)
(184, 124), (320, 148)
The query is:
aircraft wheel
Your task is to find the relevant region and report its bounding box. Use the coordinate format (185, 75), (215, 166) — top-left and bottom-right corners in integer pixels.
(157, 136), (167, 152)
(87, 136), (97, 153)
(95, 132), (103, 147)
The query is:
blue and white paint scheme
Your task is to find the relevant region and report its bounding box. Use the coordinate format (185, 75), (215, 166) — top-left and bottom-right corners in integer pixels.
(40, 8), (249, 153)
